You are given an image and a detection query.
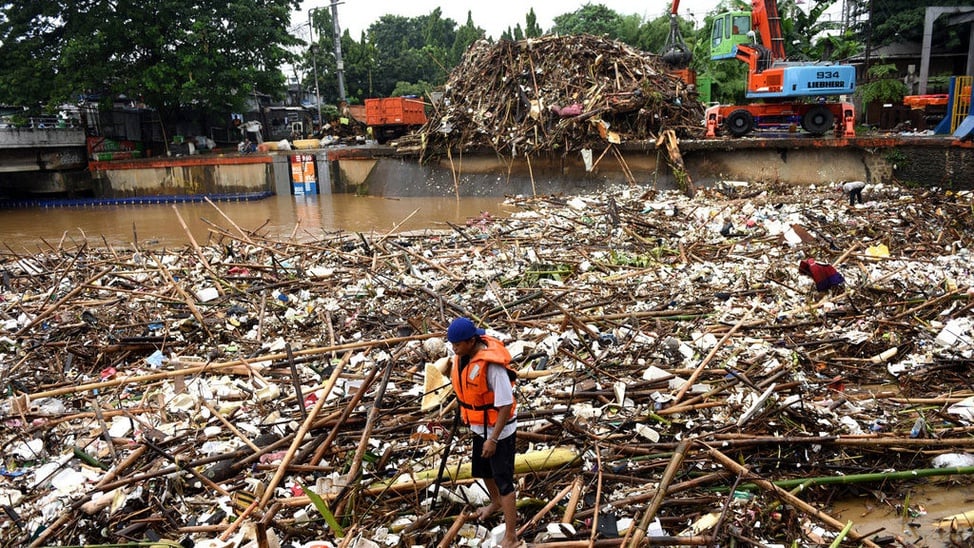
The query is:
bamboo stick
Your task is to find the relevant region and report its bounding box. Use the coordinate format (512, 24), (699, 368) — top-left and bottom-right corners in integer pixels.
(15, 267), (113, 337)
(22, 332), (438, 400)
(202, 399), (261, 454)
(256, 349), (346, 510)
(309, 352), (369, 466)
(437, 512), (472, 548)
(336, 358), (396, 516)
(280, 447), (581, 507)
(627, 439), (690, 547)
(172, 204), (225, 296)
(148, 251), (212, 338)
(703, 443), (881, 548)
(518, 482), (575, 537)
(205, 196), (255, 245)
(562, 476), (584, 524)
(672, 305), (754, 405)
(29, 445), (149, 547)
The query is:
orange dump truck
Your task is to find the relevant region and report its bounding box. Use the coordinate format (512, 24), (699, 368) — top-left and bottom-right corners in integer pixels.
(364, 97), (427, 143)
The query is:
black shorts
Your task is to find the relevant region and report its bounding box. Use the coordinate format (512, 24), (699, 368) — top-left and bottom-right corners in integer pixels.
(471, 433), (516, 496)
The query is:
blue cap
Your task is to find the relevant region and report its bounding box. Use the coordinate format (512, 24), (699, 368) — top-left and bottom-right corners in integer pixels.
(447, 317), (485, 343)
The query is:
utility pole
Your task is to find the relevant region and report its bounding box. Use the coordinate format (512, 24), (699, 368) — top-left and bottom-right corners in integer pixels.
(330, 0), (347, 103)
(309, 9), (322, 135)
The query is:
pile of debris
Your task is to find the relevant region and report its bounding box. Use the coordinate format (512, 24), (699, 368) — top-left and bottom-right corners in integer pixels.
(2, 181), (974, 548)
(399, 35), (705, 160)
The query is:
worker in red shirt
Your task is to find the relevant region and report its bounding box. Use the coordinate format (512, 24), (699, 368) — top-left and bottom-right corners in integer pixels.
(447, 317), (519, 548)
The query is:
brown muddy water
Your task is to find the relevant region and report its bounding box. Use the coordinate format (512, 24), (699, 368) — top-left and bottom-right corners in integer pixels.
(832, 480), (974, 545)
(0, 193), (509, 250)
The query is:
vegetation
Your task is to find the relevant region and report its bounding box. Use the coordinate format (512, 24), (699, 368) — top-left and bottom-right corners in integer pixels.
(0, 0), (302, 127)
(855, 63), (908, 105)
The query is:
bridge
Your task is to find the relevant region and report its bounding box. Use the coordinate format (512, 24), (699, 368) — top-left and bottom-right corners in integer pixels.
(0, 120), (89, 197)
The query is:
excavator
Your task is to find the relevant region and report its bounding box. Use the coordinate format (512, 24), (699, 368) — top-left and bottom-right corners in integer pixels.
(660, 0), (696, 86)
(704, 0), (857, 138)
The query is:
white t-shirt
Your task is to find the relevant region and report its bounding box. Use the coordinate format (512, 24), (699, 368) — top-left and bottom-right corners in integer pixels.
(470, 362), (517, 441)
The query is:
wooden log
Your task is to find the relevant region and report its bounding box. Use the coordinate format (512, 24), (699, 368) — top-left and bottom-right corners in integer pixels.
(437, 511), (472, 548)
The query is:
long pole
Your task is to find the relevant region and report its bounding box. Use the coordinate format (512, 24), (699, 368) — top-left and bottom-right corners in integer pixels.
(309, 9), (322, 135)
(330, 0), (347, 102)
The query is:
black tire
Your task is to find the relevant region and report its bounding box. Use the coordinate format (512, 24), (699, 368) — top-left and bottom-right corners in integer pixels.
(725, 109), (754, 137)
(802, 106), (834, 135)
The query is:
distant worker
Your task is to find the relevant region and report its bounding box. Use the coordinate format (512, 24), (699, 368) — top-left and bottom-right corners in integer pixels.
(840, 181), (866, 206)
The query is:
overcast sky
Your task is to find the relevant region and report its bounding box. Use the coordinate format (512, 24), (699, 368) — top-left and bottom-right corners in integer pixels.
(295, 0), (715, 42)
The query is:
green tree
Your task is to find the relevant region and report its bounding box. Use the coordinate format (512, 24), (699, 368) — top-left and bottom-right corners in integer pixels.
(0, 0), (301, 126)
(615, 13), (647, 47)
(390, 80), (434, 98)
(855, 62), (907, 105)
(512, 25), (526, 41)
(363, 10), (457, 97)
(551, 3), (626, 36)
(525, 8), (543, 38)
(451, 12), (485, 65)
(851, 0), (969, 50)
(341, 32), (379, 102)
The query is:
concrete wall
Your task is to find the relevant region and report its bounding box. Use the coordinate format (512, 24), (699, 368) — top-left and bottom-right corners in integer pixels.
(5, 138), (971, 199)
(889, 146), (974, 189)
(90, 157), (275, 198)
(0, 128), (85, 149)
(683, 148), (870, 185)
(359, 147), (873, 197)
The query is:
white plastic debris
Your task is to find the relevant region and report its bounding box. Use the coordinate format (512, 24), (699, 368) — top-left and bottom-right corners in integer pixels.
(195, 287), (219, 302)
(545, 522), (576, 539)
(642, 365), (672, 381)
(144, 349), (166, 367)
(107, 415), (134, 438)
(168, 392), (197, 412)
(635, 423), (661, 442)
(931, 453), (974, 468)
(839, 415), (864, 435)
(10, 438), (44, 460)
(348, 536), (381, 548)
(255, 382), (281, 402)
(935, 318), (973, 349)
(947, 396), (974, 422)
(0, 488), (23, 506)
(29, 397), (66, 416)
(737, 384), (776, 426)
(869, 347), (898, 363)
(50, 467), (89, 495)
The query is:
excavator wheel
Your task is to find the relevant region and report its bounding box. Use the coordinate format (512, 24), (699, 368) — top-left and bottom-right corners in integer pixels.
(802, 106), (834, 135)
(725, 109), (754, 137)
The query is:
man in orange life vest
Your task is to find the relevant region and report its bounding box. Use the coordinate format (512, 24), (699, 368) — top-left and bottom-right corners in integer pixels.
(447, 317), (519, 547)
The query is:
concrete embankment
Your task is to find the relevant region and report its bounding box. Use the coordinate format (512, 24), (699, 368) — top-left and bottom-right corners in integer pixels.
(5, 135), (973, 201)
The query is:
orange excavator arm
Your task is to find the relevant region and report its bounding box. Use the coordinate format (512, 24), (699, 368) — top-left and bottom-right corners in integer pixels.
(750, 0), (786, 60)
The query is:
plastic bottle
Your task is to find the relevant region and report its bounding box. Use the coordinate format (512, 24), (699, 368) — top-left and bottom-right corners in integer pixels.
(910, 417), (925, 438)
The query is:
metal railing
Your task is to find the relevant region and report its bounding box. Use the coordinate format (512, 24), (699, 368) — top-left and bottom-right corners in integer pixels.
(0, 116), (80, 129)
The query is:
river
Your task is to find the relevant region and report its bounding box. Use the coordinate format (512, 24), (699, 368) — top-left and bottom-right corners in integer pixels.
(0, 193), (509, 250)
